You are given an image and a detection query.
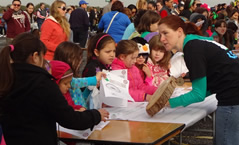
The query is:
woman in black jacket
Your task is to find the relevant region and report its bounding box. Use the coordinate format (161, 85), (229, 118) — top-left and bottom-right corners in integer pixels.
(0, 33), (109, 145)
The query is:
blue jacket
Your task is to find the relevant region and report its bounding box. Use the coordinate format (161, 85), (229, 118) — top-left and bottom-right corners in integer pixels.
(98, 11), (131, 43)
(122, 23), (135, 40)
(70, 77), (97, 109)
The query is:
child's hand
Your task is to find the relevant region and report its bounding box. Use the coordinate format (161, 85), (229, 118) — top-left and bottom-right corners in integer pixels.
(76, 107), (86, 112)
(142, 64), (152, 77)
(98, 109), (109, 121)
(96, 72), (106, 82)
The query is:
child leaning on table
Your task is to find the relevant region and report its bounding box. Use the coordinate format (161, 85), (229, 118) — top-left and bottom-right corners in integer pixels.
(131, 37), (153, 86)
(54, 41), (106, 109)
(111, 40), (157, 102)
(50, 60), (86, 111)
(82, 33), (116, 78)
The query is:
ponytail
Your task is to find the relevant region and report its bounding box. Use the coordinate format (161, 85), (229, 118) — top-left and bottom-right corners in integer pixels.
(185, 22), (202, 36)
(159, 15), (202, 36)
(0, 46), (14, 97)
(0, 33), (46, 97)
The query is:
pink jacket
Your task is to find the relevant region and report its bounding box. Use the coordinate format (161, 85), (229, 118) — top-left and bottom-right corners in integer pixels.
(112, 58), (157, 102)
(40, 16), (68, 61)
(147, 58), (169, 87)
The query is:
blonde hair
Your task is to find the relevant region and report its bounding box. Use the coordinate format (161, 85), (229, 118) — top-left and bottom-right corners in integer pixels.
(136, 0), (147, 10)
(50, 0), (70, 38)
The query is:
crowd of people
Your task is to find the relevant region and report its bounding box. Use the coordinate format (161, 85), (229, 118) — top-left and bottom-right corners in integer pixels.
(0, 0), (239, 145)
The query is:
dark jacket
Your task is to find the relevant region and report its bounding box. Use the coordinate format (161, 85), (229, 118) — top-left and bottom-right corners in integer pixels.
(179, 9), (192, 20)
(189, 13), (209, 37)
(0, 63), (101, 145)
(69, 7), (89, 30)
(83, 58), (111, 77)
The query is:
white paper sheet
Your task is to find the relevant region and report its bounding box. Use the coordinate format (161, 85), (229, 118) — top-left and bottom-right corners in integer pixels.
(57, 121), (110, 139)
(170, 52), (189, 78)
(100, 70), (134, 107)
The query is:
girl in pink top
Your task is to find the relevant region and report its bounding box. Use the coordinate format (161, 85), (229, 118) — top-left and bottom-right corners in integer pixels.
(131, 37), (153, 86)
(111, 40), (157, 102)
(147, 35), (171, 87)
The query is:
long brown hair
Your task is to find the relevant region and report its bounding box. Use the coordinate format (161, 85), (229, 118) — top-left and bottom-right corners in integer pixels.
(149, 35), (171, 70)
(54, 42), (83, 77)
(0, 33), (46, 97)
(137, 10), (161, 34)
(50, 0), (70, 38)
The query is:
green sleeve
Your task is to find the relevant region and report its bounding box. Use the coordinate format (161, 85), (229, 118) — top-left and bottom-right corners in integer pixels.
(169, 76), (210, 108)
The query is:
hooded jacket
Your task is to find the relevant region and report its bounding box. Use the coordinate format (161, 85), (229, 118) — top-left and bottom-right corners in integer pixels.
(189, 13), (209, 37)
(40, 16), (68, 61)
(50, 60), (83, 110)
(0, 63), (101, 145)
(111, 58), (157, 102)
(3, 9), (30, 38)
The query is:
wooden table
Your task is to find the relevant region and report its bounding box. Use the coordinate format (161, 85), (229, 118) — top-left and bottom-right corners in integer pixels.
(58, 120), (185, 145)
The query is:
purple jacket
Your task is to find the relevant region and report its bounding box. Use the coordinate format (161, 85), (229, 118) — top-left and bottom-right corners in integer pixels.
(112, 58), (157, 102)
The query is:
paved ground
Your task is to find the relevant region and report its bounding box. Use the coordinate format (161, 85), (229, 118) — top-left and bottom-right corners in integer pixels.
(0, 37), (6, 51)
(162, 114), (214, 145)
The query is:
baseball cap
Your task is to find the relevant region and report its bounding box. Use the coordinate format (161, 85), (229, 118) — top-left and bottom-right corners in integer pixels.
(79, 0), (88, 5)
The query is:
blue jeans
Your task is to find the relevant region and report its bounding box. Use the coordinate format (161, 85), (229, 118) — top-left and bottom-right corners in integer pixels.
(215, 105), (239, 145)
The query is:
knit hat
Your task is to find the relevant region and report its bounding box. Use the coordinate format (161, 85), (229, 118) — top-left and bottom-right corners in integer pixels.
(50, 60), (73, 84)
(131, 37), (150, 54)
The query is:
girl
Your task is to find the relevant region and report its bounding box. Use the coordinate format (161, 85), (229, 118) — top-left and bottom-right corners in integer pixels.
(179, 0), (197, 20)
(158, 15), (239, 145)
(54, 42), (105, 109)
(40, 0), (70, 60)
(211, 19), (233, 50)
(147, 35), (171, 87)
(111, 40), (157, 102)
(131, 37), (153, 86)
(136, 10), (160, 39)
(50, 60), (85, 111)
(83, 33), (116, 77)
(0, 33), (109, 145)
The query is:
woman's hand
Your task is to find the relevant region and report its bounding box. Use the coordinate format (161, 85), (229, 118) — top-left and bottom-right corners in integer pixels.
(98, 109), (109, 122)
(142, 64), (152, 77)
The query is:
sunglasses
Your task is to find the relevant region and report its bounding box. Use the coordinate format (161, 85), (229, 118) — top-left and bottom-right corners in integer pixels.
(13, 4), (21, 7)
(58, 6), (66, 11)
(137, 54), (148, 59)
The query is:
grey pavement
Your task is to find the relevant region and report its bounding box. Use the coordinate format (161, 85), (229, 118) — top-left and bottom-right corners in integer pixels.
(0, 37), (7, 52)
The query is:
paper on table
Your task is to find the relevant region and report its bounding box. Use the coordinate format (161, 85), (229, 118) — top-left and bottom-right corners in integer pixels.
(100, 70), (134, 107)
(170, 52), (189, 78)
(58, 121), (110, 139)
(104, 88), (217, 130)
